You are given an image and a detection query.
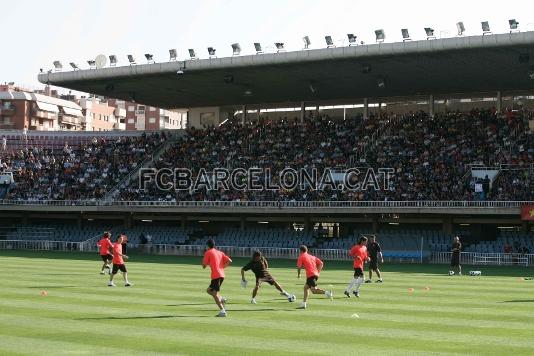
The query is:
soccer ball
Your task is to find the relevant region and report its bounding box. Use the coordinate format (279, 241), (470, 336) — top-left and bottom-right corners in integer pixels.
(469, 271), (482, 276)
(288, 294), (296, 302)
(448, 271), (455, 276)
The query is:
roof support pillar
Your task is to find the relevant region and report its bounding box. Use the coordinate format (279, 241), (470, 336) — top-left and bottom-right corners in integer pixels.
(257, 108), (261, 122)
(241, 105), (247, 125)
(300, 101), (305, 124)
(429, 95), (435, 118)
(363, 98), (369, 120)
(496, 91), (502, 113)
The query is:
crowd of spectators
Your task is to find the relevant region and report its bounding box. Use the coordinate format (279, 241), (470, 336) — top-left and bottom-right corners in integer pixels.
(0, 132), (166, 200)
(1, 108), (532, 202)
(120, 109), (533, 202)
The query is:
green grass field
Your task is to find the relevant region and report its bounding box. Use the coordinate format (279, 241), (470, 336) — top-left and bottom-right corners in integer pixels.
(0, 250), (533, 355)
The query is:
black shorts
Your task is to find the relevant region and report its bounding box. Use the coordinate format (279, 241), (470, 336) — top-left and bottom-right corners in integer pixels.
(451, 254), (460, 267)
(353, 268), (364, 278)
(305, 276), (318, 288)
(369, 259), (379, 271)
(256, 275), (275, 286)
(112, 264), (127, 274)
(209, 277), (224, 292)
(100, 254), (112, 262)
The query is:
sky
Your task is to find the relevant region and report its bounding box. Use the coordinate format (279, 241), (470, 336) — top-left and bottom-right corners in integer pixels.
(1, 0), (533, 94)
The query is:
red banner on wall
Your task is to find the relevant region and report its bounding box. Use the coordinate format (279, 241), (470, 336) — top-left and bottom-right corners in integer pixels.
(521, 205), (534, 221)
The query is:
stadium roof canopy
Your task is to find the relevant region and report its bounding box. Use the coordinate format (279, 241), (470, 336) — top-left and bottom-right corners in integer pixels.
(38, 32), (534, 109)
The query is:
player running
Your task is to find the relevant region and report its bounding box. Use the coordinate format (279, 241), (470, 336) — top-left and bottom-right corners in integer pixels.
(296, 245), (332, 309)
(366, 235), (384, 283)
(344, 235), (369, 298)
(241, 250), (294, 304)
(202, 239), (232, 317)
(97, 232), (113, 275)
(108, 235), (132, 287)
(450, 236), (462, 276)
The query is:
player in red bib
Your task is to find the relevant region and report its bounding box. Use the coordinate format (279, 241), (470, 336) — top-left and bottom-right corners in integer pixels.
(202, 239), (232, 317)
(108, 235), (132, 287)
(96, 232), (113, 275)
(344, 235), (369, 298)
(296, 245), (332, 309)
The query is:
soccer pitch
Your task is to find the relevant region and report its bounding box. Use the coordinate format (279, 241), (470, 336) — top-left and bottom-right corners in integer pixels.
(0, 250), (533, 355)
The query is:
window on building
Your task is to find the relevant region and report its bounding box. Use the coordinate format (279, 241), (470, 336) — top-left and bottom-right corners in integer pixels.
(128, 119), (135, 124)
(149, 118), (156, 124)
(128, 105), (135, 112)
(149, 107), (156, 112)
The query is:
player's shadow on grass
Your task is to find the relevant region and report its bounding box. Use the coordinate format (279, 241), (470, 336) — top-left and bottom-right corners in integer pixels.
(28, 286), (81, 289)
(34, 273), (87, 276)
(199, 308), (295, 312)
(165, 303), (213, 306)
(76, 315), (210, 320)
(500, 299), (534, 303)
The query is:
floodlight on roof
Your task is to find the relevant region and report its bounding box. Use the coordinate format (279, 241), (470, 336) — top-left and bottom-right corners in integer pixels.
(127, 55), (136, 65)
(207, 47), (217, 58)
(69, 62), (79, 71)
(481, 21), (492, 35)
(509, 19), (519, 32)
(325, 36), (335, 48)
(109, 55), (117, 66)
(169, 49), (177, 61)
(53, 61), (63, 71)
(87, 60), (96, 69)
(456, 22), (465, 36)
(302, 36), (311, 49)
(275, 42), (285, 52)
(188, 49), (197, 59)
(254, 42), (263, 54)
(231, 43), (241, 56)
(425, 27), (436, 40)
(145, 53), (155, 63)
(375, 29), (385, 43)
(401, 29), (411, 41)
(347, 34), (357, 46)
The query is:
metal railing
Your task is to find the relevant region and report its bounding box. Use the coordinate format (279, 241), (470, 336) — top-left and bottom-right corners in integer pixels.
(431, 252), (533, 266)
(104, 138), (175, 201)
(0, 199), (531, 208)
(0, 240), (82, 251)
(2, 240), (533, 267)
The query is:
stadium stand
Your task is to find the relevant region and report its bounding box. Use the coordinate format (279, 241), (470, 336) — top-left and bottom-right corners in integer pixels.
(0, 109), (531, 203)
(118, 109), (533, 202)
(0, 131), (167, 200)
(4, 224), (104, 242)
(191, 228), (316, 249)
(464, 230), (534, 254)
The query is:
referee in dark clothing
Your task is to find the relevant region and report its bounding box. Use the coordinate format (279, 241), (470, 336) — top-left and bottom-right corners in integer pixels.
(366, 235), (384, 283)
(450, 236), (462, 276)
